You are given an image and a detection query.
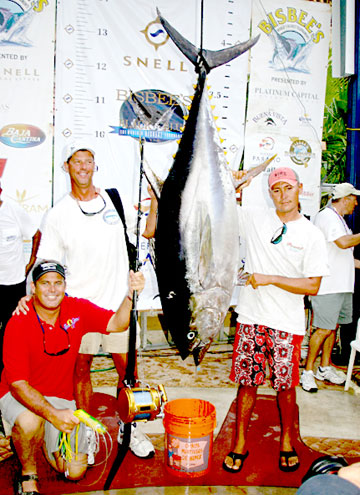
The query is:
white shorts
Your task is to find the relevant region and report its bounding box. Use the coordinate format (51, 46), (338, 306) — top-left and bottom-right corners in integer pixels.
(79, 324), (141, 354)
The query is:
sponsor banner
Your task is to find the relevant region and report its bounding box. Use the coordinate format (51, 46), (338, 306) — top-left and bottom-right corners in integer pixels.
(243, 0), (331, 216)
(54, 0), (252, 309)
(0, 0), (55, 231)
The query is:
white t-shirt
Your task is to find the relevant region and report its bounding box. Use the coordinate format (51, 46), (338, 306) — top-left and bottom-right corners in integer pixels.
(235, 207), (329, 335)
(313, 206), (355, 294)
(0, 200), (37, 285)
(37, 189), (136, 310)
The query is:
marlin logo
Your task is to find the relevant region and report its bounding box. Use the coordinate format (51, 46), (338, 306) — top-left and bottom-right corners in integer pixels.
(0, 5), (35, 47)
(270, 29), (312, 73)
(111, 89), (185, 143)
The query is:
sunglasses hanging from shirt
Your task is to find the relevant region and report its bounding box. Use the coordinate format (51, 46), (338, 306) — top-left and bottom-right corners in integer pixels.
(270, 223), (287, 245)
(35, 311), (70, 356)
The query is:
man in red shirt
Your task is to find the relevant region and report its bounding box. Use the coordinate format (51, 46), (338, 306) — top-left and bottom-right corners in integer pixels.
(0, 260), (144, 494)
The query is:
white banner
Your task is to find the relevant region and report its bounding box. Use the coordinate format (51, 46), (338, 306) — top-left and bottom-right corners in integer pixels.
(243, 0), (331, 216)
(54, 0), (252, 309)
(0, 0), (56, 254)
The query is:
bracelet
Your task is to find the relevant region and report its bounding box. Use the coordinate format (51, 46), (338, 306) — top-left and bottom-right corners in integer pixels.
(127, 295), (132, 302)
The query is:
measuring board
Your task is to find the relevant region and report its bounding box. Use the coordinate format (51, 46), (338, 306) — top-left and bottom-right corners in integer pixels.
(54, 0), (252, 201)
(204, 0), (252, 158)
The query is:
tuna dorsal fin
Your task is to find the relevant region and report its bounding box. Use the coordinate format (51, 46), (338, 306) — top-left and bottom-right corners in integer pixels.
(157, 8), (259, 73)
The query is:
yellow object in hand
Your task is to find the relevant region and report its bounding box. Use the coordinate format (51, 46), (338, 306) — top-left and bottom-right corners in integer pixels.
(73, 409), (107, 433)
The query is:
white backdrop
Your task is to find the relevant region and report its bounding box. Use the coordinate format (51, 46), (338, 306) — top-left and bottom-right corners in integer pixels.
(0, 0), (332, 308)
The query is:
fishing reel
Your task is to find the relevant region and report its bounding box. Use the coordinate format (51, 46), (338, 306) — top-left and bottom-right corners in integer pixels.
(117, 383), (168, 423)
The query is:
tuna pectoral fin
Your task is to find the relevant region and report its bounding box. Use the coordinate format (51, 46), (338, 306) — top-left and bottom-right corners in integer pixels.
(192, 341), (212, 367)
(157, 8), (260, 73)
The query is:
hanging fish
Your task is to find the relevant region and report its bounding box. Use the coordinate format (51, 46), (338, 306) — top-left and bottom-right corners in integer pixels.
(153, 10), (260, 366)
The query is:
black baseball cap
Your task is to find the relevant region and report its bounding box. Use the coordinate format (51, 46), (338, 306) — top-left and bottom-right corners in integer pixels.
(32, 261), (66, 283)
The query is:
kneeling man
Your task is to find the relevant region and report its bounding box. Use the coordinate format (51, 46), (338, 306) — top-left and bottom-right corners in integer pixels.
(0, 260), (144, 494)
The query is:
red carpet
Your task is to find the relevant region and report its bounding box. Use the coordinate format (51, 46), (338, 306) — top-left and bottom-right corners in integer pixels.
(0, 392), (356, 493)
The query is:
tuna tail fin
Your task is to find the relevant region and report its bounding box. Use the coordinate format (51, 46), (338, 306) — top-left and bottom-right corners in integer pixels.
(157, 8), (259, 73)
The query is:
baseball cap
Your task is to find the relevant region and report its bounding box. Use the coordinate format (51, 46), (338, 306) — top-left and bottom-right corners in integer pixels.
(332, 183), (360, 200)
(63, 141), (95, 163)
(268, 167), (299, 189)
(32, 260), (66, 283)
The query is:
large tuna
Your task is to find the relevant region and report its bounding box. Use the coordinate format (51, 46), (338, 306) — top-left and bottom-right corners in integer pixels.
(154, 10), (259, 366)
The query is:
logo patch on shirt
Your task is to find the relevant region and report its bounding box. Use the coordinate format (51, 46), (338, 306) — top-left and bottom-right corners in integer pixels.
(64, 317), (80, 330)
(103, 209), (120, 225)
(286, 242), (304, 252)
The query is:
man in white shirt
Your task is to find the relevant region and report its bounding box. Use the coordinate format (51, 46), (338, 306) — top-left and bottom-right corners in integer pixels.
(223, 167), (328, 474)
(300, 183), (360, 393)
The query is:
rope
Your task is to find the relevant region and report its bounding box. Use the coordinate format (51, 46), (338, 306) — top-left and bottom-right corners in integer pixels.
(200, 0), (204, 55)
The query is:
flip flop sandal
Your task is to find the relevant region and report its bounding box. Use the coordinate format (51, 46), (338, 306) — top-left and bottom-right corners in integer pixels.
(279, 448), (300, 472)
(14, 473), (40, 495)
(222, 450), (249, 473)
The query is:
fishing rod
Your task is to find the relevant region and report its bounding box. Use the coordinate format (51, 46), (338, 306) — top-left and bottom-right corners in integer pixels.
(103, 138), (144, 490)
(125, 137), (144, 386)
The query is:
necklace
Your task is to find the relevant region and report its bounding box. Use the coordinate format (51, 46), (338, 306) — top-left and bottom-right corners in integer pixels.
(76, 193), (106, 216)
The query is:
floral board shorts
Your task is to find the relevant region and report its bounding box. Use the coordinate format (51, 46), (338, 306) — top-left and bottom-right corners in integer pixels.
(230, 323), (303, 391)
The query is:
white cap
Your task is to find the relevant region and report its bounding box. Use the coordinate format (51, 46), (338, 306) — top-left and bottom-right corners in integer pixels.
(63, 141), (95, 163)
(332, 183), (360, 200)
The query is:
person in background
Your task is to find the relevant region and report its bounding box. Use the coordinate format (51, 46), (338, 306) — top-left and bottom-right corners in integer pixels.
(0, 180), (40, 373)
(223, 167), (328, 474)
(300, 183), (360, 393)
(0, 260), (144, 494)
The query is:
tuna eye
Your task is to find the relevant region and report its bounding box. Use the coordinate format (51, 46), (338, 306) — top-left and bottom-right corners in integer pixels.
(187, 331), (196, 341)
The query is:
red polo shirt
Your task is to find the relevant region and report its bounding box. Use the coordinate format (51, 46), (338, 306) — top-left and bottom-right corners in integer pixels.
(0, 296), (114, 401)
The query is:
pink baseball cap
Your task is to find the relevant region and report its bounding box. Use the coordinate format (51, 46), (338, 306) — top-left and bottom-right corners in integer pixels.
(268, 167), (299, 189)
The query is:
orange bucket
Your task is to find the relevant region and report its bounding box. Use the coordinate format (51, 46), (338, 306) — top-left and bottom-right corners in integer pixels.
(163, 398), (216, 478)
